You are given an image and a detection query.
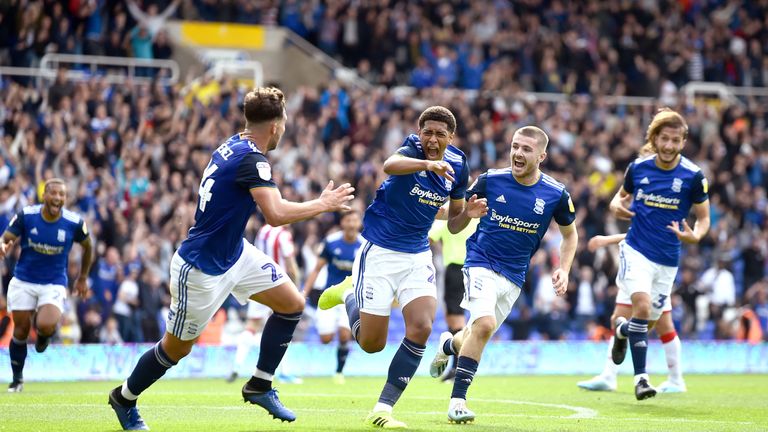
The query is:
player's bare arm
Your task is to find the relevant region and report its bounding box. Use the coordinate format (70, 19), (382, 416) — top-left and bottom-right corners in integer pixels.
(587, 233), (627, 252)
(75, 235), (94, 298)
(383, 154), (455, 182)
(667, 200), (710, 244)
(251, 180), (354, 226)
(609, 188), (635, 220)
(447, 195), (488, 234)
(0, 231), (17, 259)
(552, 222), (578, 296)
(303, 258), (328, 298)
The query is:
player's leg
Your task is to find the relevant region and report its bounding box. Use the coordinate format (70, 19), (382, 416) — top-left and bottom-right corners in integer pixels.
(449, 268), (520, 423)
(6, 278), (37, 392)
(442, 263), (466, 381)
(334, 305), (352, 383)
(109, 253), (223, 430)
(655, 312), (686, 392)
(577, 303), (632, 391)
(33, 303), (61, 353)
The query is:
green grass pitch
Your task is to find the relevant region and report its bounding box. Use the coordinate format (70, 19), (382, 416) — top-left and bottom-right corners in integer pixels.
(2, 375), (767, 431)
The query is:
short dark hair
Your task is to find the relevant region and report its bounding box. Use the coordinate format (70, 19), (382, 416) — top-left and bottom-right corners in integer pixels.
(243, 87), (285, 124)
(418, 106), (456, 134)
(339, 209), (360, 222)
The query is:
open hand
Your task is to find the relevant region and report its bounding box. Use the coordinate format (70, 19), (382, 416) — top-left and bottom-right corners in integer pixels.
(320, 180), (355, 212)
(667, 220), (699, 244)
(465, 194), (488, 218)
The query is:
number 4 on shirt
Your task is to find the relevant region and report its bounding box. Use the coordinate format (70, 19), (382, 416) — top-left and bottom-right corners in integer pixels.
(198, 163), (219, 212)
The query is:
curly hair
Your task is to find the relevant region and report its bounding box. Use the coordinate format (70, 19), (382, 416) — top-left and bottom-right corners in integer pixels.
(243, 87), (285, 124)
(418, 106), (457, 134)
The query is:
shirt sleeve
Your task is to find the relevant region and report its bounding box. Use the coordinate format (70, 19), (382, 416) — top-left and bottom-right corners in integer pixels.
(73, 218), (89, 243)
(690, 171), (709, 204)
(394, 134), (423, 159)
(622, 162), (635, 194)
(236, 152), (277, 190)
(319, 239), (332, 261)
(6, 211), (24, 237)
(465, 172), (488, 200)
(450, 158), (470, 200)
(553, 189), (577, 226)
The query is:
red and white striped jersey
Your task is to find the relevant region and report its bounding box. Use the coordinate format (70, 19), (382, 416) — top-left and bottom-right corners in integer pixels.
(255, 224), (296, 269)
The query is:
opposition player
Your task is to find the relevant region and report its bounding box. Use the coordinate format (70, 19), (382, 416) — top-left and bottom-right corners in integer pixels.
(108, 87), (354, 430)
(577, 232), (687, 393)
(227, 223), (302, 384)
(319, 106), (487, 429)
(428, 216), (479, 381)
(1, 178), (93, 392)
(608, 108), (709, 400)
(303, 210), (363, 383)
(429, 126), (578, 423)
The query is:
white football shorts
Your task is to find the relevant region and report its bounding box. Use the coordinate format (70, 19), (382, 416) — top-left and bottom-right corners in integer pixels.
(315, 303), (350, 335)
(461, 266), (522, 332)
(351, 238), (436, 316)
(6, 277), (67, 312)
(166, 239), (289, 340)
(616, 240), (677, 321)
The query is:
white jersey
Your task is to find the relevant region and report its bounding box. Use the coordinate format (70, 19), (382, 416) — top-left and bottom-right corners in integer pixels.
(256, 225), (296, 269)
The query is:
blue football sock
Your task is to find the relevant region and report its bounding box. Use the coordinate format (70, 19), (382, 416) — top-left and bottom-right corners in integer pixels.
(9, 337), (27, 382)
(451, 356), (479, 400)
(336, 342), (350, 374)
(378, 338), (425, 406)
(627, 318), (649, 376)
(344, 295), (361, 342)
(126, 342), (177, 397)
(256, 311), (302, 376)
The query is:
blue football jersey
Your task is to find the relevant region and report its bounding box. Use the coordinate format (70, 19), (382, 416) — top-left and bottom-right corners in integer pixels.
(178, 134), (276, 275)
(319, 231), (363, 289)
(362, 134), (469, 253)
(6, 205), (88, 286)
(623, 155), (708, 266)
(464, 169), (576, 287)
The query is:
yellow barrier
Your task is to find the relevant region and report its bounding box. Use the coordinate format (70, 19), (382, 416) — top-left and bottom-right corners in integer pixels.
(180, 22), (265, 49)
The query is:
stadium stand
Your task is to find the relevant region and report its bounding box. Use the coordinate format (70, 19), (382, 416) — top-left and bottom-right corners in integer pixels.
(0, 0), (766, 346)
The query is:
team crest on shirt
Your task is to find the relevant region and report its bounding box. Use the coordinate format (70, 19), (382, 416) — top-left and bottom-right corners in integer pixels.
(671, 178), (682, 193)
(533, 198), (546, 215)
(256, 162), (271, 180)
(57, 229), (66, 242)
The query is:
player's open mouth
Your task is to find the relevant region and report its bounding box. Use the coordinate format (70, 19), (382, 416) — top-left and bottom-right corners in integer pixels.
(426, 147), (439, 158)
(513, 160), (525, 168)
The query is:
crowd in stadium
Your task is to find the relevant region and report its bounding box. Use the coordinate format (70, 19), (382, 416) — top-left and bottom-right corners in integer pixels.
(0, 0), (767, 347)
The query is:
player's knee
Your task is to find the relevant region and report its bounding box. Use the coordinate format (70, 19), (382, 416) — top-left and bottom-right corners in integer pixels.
(36, 323), (56, 336)
(359, 338), (386, 353)
(319, 334), (334, 344)
(405, 320), (432, 343)
(471, 317), (496, 341)
(12, 325), (30, 340)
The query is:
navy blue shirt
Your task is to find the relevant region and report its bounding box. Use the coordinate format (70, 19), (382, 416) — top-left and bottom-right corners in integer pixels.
(178, 134), (276, 275)
(464, 169), (576, 287)
(319, 232), (363, 289)
(7, 205), (88, 286)
(362, 134), (469, 253)
(623, 155), (708, 266)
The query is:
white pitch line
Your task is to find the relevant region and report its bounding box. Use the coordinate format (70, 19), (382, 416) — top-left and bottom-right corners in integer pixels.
(1, 403), (755, 426)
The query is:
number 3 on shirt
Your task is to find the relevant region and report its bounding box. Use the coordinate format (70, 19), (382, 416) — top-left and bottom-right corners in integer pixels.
(198, 163), (219, 212)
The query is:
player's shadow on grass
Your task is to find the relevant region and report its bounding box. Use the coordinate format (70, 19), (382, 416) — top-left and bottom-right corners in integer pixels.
(616, 401), (709, 418)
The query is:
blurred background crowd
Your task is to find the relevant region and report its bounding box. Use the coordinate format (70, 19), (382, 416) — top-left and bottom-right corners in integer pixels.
(0, 0), (766, 346)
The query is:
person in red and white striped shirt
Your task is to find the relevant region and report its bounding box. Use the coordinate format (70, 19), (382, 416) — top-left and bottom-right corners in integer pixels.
(228, 224), (302, 384)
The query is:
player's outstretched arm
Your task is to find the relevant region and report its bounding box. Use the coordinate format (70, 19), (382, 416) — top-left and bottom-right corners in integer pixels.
(251, 180), (354, 227)
(667, 200), (710, 244)
(552, 222), (578, 297)
(383, 154), (455, 182)
(75, 236), (94, 298)
(609, 188), (635, 220)
(587, 233), (627, 252)
(0, 231), (17, 259)
(447, 194), (487, 234)
(303, 258), (327, 298)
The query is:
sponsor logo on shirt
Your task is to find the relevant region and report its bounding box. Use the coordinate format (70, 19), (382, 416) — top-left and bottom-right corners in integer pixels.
(27, 239), (64, 255)
(489, 209), (540, 234)
(409, 184), (448, 207)
(636, 189), (680, 210)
